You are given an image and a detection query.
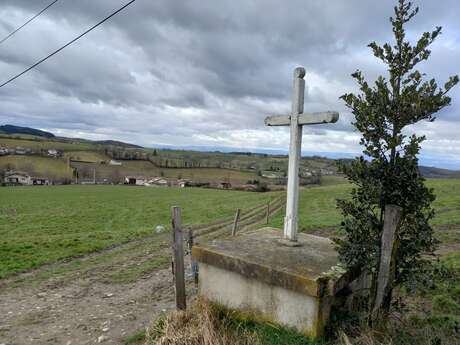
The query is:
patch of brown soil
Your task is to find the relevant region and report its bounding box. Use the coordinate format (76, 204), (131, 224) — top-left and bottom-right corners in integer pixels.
(0, 249), (196, 345)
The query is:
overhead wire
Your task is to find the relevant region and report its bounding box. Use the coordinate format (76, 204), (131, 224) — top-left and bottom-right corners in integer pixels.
(0, 0), (61, 45)
(0, 0), (136, 89)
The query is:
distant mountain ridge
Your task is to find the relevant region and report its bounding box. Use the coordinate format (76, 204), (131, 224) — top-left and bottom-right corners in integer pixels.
(0, 125), (55, 138)
(93, 140), (142, 149)
(418, 166), (460, 179)
(1, 125), (142, 148)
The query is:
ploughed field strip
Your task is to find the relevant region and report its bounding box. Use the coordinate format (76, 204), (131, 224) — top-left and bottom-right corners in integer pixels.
(192, 195), (285, 241)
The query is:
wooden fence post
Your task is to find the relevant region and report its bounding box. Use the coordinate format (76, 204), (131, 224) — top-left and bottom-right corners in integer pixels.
(266, 200), (270, 224)
(372, 204), (402, 318)
(231, 208), (241, 236)
(171, 206), (186, 310)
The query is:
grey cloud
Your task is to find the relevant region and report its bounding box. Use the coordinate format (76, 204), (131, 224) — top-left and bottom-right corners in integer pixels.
(0, 0), (459, 167)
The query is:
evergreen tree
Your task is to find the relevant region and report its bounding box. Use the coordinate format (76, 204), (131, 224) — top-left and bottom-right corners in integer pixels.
(337, 0), (458, 317)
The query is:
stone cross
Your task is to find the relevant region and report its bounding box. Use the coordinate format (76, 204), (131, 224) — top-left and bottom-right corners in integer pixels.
(265, 67), (339, 242)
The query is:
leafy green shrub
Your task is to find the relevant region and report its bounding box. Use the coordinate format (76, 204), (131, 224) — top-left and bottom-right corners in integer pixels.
(336, 0), (458, 318)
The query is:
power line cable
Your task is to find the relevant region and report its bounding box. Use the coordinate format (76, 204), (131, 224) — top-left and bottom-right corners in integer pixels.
(0, 0), (136, 89)
(0, 0), (61, 46)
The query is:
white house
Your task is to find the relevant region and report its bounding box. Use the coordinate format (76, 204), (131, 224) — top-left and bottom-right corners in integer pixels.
(125, 176), (149, 185)
(148, 177), (169, 186)
(4, 171), (32, 185)
(32, 177), (50, 185)
(47, 149), (58, 157)
(262, 172), (279, 179)
(109, 159), (122, 166)
(177, 179), (190, 188)
(14, 147), (26, 155)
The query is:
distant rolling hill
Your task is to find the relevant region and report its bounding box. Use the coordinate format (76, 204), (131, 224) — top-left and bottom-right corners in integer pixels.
(93, 140), (142, 149)
(1, 124), (142, 149)
(0, 125), (55, 138)
(0, 124), (459, 181)
(419, 166), (460, 179)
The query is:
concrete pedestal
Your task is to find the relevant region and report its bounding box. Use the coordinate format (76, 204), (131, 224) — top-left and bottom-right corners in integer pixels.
(192, 228), (357, 338)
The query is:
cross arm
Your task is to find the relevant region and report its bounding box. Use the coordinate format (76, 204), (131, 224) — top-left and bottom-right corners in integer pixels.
(265, 111), (339, 126)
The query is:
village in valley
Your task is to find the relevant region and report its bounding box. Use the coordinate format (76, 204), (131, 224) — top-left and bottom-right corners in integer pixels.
(0, 1), (459, 345)
(0, 126), (332, 191)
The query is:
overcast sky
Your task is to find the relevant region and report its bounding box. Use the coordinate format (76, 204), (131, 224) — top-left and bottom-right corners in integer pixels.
(0, 0), (459, 168)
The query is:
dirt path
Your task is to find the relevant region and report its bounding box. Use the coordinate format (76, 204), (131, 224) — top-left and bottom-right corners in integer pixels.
(0, 267), (187, 345)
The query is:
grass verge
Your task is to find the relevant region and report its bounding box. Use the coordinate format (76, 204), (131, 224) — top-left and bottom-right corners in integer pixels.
(146, 298), (325, 345)
(124, 329), (147, 345)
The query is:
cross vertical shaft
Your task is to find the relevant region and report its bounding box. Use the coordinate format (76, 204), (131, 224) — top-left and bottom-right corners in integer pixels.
(264, 67), (339, 244)
(284, 67), (305, 241)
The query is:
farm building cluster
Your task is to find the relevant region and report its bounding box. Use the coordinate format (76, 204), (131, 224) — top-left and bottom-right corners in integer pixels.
(124, 176), (170, 186)
(123, 176), (249, 190)
(1, 170), (259, 190)
(0, 146), (61, 158)
(3, 171), (50, 186)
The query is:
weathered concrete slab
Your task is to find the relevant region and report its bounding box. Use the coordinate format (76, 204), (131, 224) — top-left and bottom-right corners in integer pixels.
(192, 228), (356, 337)
(193, 228), (347, 297)
(198, 261), (330, 337)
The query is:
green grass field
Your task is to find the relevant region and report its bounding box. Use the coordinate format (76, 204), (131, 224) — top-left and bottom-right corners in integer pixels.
(269, 178), (460, 231)
(160, 167), (260, 183)
(0, 154), (263, 183)
(1, 179), (459, 279)
(64, 151), (109, 162)
(0, 185), (279, 278)
(71, 159), (263, 184)
(0, 155), (73, 180)
(0, 136), (96, 151)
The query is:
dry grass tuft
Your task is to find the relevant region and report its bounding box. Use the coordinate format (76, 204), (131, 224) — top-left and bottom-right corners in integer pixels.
(145, 299), (261, 345)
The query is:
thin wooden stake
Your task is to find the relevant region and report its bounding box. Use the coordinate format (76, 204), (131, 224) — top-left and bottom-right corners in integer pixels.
(266, 201), (270, 224)
(187, 228), (198, 285)
(186, 228), (193, 254)
(171, 206), (186, 310)
(231, 208), (241, 236)
(372, 204), (402, 318)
